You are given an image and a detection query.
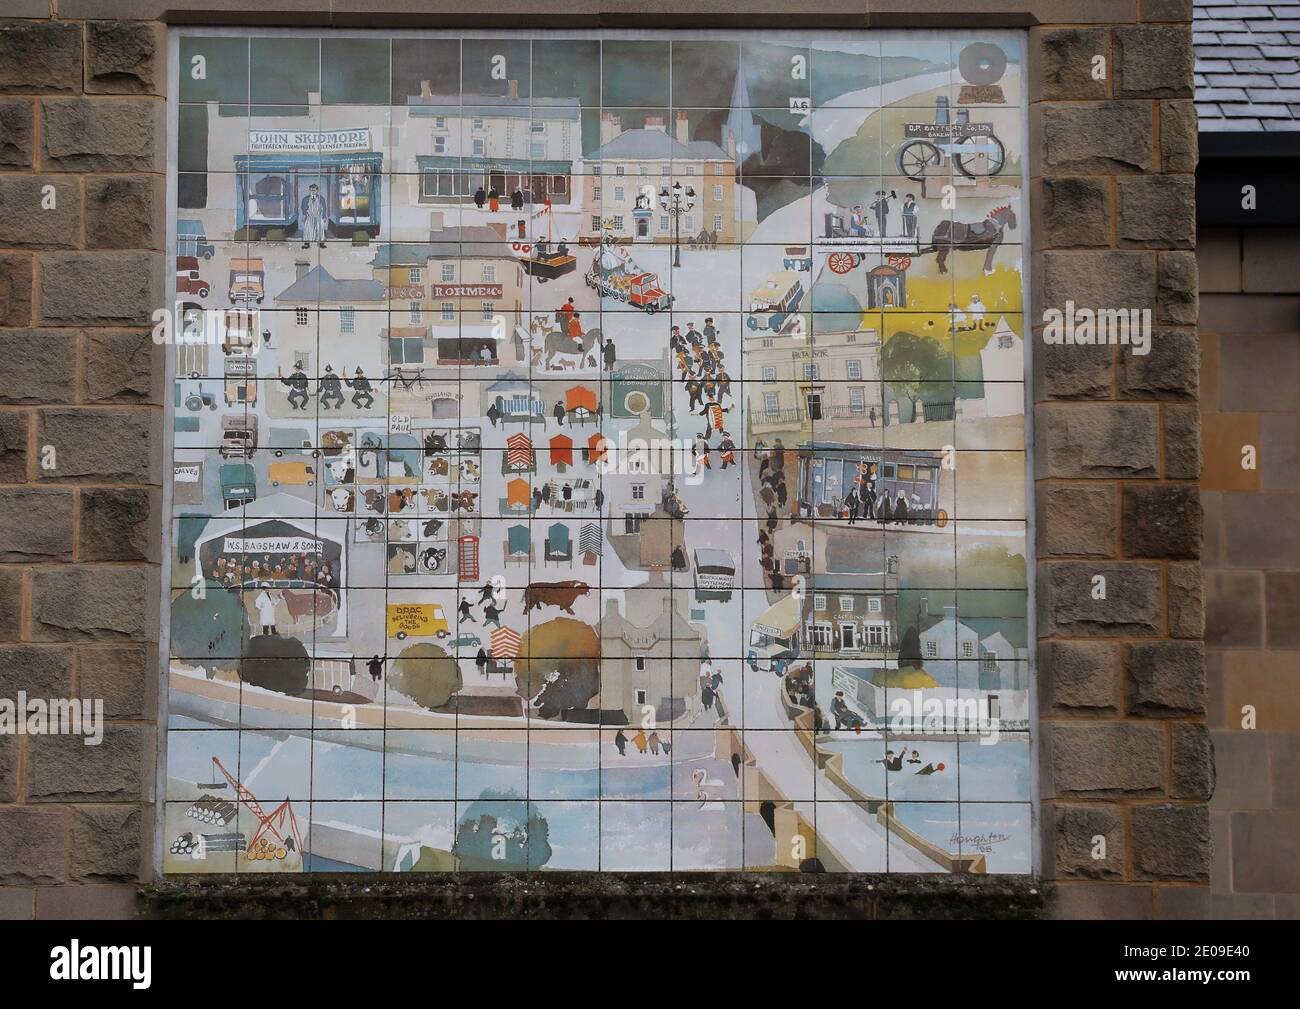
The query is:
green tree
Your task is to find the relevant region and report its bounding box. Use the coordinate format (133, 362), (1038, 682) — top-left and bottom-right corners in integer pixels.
(881, 330), (952, 407)
(389, 642), (462, 710)
(241, 633), (310, 696)
(169, 583), (249, 667)
(453, 791), (552, 871)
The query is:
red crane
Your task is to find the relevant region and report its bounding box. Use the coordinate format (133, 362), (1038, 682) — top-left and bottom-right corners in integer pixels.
(211, 756), (303, 863)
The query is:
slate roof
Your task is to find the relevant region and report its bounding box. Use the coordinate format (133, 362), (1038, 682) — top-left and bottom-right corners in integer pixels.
(584, 128), (730, 163)
(1195, 0), (1300, 130)
(274, 265), (385, 304)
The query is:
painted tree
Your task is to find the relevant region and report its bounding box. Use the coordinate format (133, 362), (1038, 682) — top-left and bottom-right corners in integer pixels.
(880, 330), (952, 410)
(169, 583), (249, 668)
(453, 791), (552, 871)
(241, 633), (311, 696)
(513, 617), (601, 719)
(389, 642), (462, 711)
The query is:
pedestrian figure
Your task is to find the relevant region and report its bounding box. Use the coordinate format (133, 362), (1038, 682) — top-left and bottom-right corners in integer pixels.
(483, 601), (505, 628)
(254, 583), (279, 635)
(474, 186), (487, 209)
(346, 367), (374, 409)
(602, 338), (617, 371)
(367, 654), (384, 682)
(278, 363), (310, 411)
(458, 598), (476, 624)
(632, 729), (648, 754)
(648, 731), (662, 755)
(614, 729), (628, 756)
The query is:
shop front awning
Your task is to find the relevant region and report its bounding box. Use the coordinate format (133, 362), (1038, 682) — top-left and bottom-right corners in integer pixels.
(234, 152), (383, 173)
(506, 433), (534, 469)
(491, 625), (522, 659)
(415, 155), (572, 176)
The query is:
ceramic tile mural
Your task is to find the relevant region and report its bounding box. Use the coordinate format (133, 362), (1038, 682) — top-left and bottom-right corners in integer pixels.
(164, 30), (1030, 874)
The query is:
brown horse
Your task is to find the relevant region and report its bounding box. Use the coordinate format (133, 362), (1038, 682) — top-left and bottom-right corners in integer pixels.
(924, 205), (1016, 274)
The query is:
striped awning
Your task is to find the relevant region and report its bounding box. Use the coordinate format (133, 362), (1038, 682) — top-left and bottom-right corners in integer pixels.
(579, 522), (602, 555)
(490, 625), (522, 659)
(506, 433), (534, 469)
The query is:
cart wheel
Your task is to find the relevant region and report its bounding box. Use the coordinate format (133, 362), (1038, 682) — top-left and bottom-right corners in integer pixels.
(198, 289), (208, 299)
(274, 449), (284, 458)
(436, 630), (449, 639)
(954, 135), (1006, 178)
(396, 631), (407, 640)
(332, 684), (343, 695)
(898, 139), (942, 179)
(828, 251), (856, 275)
(272, 480), (280, 487)
(307, 480), (315, 487)
(538, 276), (548, 284)
(935, 508), (949, 528)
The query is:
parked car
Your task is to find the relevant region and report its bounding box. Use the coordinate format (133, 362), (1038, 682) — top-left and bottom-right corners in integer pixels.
(176, 256), (210, 298)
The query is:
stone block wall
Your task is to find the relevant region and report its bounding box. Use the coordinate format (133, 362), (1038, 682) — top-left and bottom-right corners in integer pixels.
(1198, 225), (1300, 919)
(0, 2), (1208, 920)
(0, 12), (165, 921)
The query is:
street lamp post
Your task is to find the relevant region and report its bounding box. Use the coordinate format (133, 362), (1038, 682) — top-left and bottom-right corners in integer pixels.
(658, 180), (697, 269)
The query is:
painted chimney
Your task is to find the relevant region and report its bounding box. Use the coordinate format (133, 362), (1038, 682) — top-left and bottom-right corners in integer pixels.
(506, 79), (519, 100)
(675, 111), (690, 146)
(644, 115), (666, 133)
(600, 111), (622, 146)
(726, 131), (737, 162)
(419, 80), (433, 100)
(295, 260), (310, 281)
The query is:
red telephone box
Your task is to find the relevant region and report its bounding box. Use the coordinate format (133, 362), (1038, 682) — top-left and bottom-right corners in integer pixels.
(458, 534), (480, 582)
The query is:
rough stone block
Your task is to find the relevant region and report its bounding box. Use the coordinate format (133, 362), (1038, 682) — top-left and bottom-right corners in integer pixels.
(85, 175), (164, 250)
(0, 488), (74, 562)
(1045, 721), (1165, 795)
(0, 329), (78, 405)
(1034, 177), (1112, 249)
(1159, 100), (1198, 174)
(86, 21), (163, 95)
(0, 252), (33, 327)
(0, 98), (34, 169)
(1051, 803), (1125, 878)
(1125, 640), (1206, 715)
(71, 806), (144, 882)
(1035, 403), (1160, 479)
(1167, 562), (1204, 638)
(1118, 176), (1196, 249)
(37, 252), (162, 327)
(1132, 804), (1211, 881)
(1050, 883), (1155, 920)
(0, 644), (74, 698)
(0, 177), (82, 250)
(1033, 337), (1114, 400)
(1172, 724), (1215, 801)
(1205, 570), (1264, 648)
(1035, 101), (1154, 175)
(34, 883), (139, 920)
(77, 643), (154, 719)
(1039, 561), (1164, 636)
(36, 408), (159, 484)
(0, 23), (82, 95)
(1115, 25), (1195, 98)
(1163, 403), (1201, 481)
(26, 725), (152, 802)
(0, 412), (26, 483)
(79, 487), (159, 563)
(1157, 251), (1198, 327)
(1120, 484), (1201, 559)
(30, 566), (154, 642)
(1036, 483), (1117, 557)
(1041, 640), (1121, 712)
(1030, 27), (1110, 102)
(0, 567), (21, 640)
(83, 329), (163, 404)
(1038, 250), (1157, 318)
(1119, 329), (1199, 400)
(0, 809), (69, 886)
(40, 97), (163, 173)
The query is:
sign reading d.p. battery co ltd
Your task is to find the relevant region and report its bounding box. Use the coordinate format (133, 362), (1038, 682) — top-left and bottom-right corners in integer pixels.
(249, 128), (372, 154)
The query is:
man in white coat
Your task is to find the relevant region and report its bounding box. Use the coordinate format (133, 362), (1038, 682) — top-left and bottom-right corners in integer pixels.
(254, 583), (280, 636)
